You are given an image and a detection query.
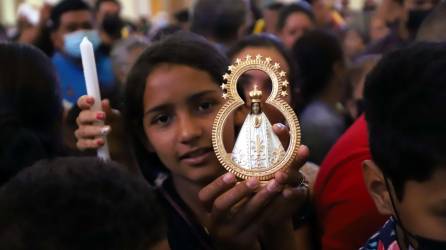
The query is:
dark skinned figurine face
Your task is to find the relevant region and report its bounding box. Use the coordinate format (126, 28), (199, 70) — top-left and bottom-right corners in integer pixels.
(251, 102), (261, 114)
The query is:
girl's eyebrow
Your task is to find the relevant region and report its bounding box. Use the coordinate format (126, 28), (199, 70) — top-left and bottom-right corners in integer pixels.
(186, 90), (219, 103)
(143, 90), (219, 116)
(144, 103), (171, 117)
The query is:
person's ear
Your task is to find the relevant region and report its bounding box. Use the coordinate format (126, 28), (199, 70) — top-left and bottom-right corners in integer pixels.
(362, 160), (394, 215)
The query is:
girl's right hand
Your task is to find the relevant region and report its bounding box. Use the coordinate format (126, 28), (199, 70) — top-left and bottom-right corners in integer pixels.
(74, 95), (113, 150)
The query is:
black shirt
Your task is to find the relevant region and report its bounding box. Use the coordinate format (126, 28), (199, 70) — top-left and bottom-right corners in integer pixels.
(157, 177), (215, 250)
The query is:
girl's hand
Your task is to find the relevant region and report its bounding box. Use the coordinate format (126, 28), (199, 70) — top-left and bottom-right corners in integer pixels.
(74, 95), (114, 150)
(269, 123), (311, 225)
(199, 173), (282, 250)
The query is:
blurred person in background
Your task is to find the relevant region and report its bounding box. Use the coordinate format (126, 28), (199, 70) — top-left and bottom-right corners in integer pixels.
(312, 56), (384, 250)
(33, 0), (58, 56)
(415, 0), (446, 42)
(368, 15), (390, 44)
(0, 43), (66, 186)
(191, 0), (249, 52)
(94, 0), (123, 56)
(49, 0), (116, 108)
(364, 0), (438, 55)
(277, 3), (315, 49)
(292, 29), (347, 164)
(94, 0), (121, 28)
(13, 3), (40, 44)
(311, 0), (347, 31)
(343, 55), (380, 121)
(262, 2), (284, 34)
(314, 8), (446, 250)
(150, 25), (182, 42)
(173, 8), (190, 31)
(111, 35), (149, 87)
(342, 27), (366, 64)
(0, 157), (168, 250)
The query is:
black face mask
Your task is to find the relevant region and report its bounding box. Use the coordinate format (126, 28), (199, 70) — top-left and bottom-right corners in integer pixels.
(414, 236), (446, 250)
(102, 14), (124, 40)
(385, 179), (446, 250)
(406, 10), (431, 34)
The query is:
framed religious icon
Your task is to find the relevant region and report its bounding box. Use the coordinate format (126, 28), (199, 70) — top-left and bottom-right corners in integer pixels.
(212, 54), (301, 181)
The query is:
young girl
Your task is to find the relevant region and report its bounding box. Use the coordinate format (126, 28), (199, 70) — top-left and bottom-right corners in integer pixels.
(75, 32), (309, 250)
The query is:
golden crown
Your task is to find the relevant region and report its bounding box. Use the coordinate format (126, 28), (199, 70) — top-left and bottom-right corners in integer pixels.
(249, 85), (262, 103)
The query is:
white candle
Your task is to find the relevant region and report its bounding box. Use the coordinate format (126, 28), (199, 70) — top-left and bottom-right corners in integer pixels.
(80, 37), (110, 160)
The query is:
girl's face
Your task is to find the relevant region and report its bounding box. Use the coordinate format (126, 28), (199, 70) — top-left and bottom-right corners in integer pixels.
(142, 64), (234, 185)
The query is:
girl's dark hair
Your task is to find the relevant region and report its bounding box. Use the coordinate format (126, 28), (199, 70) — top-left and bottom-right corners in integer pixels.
(227, 33), (300, 110)
(292, 30), (343, 109)
(124, 32), (228, 182)
(0, 43), (63, 185)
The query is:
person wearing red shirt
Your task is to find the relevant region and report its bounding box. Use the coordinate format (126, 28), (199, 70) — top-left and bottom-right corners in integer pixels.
(313, 115), (387, 250)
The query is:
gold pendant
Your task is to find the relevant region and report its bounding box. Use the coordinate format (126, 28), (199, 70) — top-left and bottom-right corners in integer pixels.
(212, 54), (301, 181)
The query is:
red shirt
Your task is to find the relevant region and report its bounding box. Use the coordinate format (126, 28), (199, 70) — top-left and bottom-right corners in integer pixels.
(313, 115), (387, 250)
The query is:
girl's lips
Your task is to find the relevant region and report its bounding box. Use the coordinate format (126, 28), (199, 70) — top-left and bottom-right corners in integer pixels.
(179, 148), (213, 166)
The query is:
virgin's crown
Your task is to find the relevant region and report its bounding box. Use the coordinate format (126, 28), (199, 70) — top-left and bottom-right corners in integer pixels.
(249, 85), (262, 103)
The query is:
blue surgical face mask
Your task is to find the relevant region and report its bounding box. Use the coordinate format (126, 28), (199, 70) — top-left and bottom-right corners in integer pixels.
(63, 30), (101, 58)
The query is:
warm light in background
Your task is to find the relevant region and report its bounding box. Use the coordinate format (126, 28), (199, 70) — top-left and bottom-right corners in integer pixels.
(0, 0), (194, 26)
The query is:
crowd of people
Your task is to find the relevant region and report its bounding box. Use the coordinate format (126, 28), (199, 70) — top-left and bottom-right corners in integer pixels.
(0, 0), (446, 249)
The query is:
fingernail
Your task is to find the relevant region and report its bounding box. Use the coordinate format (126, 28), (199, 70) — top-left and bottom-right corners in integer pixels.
(246, 178), (259, 189)
(87, 97), (95, 105)
(267, 180), (282, 192)
(223, 173), (235, 184)
(276, 123), (287, 130)
(96, 112), (105, 120)
(97, 139), (104, 146)
(100, 126), (111, 136)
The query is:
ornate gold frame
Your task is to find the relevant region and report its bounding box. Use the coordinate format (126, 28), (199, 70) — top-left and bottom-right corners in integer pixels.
(212, 55), (301, 180)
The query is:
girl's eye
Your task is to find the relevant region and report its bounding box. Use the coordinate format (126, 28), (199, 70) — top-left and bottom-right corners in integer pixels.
(197, 101), (215, 112)
(152, 114), (171, 126)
